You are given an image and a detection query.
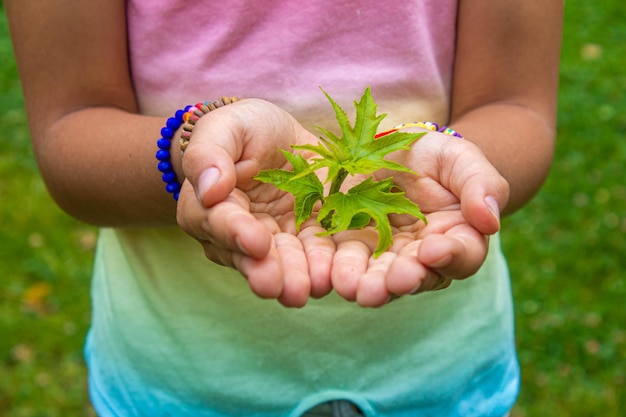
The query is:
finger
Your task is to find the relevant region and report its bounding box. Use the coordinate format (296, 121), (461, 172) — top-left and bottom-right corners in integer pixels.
(207, 201), (273, 259)
(385, 235), (454, 297)
(181, 110), (243, 208)
(386, 242), (430, 295)
(196, 234), (287, 300)
(459, 176), (508, 235)
(398, 136), (509, 234)
(299, 225), (335, 298)
(389, 261), (450, 296)
(331, 239), (372, 302)
(417, 225), (489, 280)
(177, 183), (273, 259)
(448, 141), (509, 235)
(275, 233), (311, 308)
(234, 237), (284, 300)
(356, 252), (396, 307)
(418, 274), (453, 293)
(182, 100), (310, 208)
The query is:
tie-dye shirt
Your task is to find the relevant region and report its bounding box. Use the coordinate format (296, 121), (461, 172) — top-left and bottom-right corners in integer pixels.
(85, 1), (520, 416)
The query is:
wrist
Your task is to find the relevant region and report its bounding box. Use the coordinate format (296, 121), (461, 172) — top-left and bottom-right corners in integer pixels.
(156, 106), (191, 201)
(156, 98), (241, 202)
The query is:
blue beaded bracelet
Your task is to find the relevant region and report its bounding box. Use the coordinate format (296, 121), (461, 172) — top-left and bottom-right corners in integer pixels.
(156, 105), (192, 201)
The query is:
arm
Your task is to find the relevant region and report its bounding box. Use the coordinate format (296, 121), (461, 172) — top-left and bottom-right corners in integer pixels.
(6, 1), (334, 306)
(331, 1), (563, 306)
(6, 0), (178, 226)
(450, 0), (563, 215)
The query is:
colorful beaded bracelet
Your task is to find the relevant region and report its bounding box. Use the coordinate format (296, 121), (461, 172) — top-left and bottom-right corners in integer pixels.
(156, 97), (240, 201)
(179, 96), (241, 154)
(156, 105), (192, 201)
(375, 121), (463, 139)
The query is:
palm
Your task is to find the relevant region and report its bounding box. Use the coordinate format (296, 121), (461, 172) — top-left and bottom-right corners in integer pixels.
(325, 135), (504, 307)
(180, 101), (506, 308)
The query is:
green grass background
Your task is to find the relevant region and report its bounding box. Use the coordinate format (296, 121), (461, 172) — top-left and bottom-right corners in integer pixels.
(1, 2), (624, 416)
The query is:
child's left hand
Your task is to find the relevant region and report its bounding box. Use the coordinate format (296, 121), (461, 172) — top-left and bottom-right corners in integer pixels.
(329, 131), (509, 306)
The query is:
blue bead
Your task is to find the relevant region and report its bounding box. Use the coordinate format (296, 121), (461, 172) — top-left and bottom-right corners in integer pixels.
(174, 109), (186, 121)
(157, 106), (191, 202)
(157, 161), (173, 172)
(162, 171), (176, 183)
(161, 126), (175, 139)
(156, 149), (171, 161)
(166, 117), (181, 130)
(157, 138), (171, 150)
(166, 182), (181, 193)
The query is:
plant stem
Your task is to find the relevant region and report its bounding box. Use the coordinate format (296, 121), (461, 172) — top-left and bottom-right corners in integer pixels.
(320, 168), (348, 230)
(329, 168), (348, 195)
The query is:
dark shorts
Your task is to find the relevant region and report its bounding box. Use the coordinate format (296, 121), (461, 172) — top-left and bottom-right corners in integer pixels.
(301, 401), (364, 417)
(300, 401), (512, 417)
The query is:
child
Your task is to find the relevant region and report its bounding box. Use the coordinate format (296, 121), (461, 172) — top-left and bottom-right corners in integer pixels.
(6, 1), (562, 416)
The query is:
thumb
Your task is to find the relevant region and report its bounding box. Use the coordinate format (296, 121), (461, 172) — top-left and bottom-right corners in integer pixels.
(458, 165), (509, 236)
(181, 108), (243, 208)
(438, 137), (509, 235)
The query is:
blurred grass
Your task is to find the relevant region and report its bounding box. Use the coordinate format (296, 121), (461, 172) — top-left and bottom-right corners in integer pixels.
(1, 2), (625, 416)
(0, 5), (96, 416)
(502, 1), (626, 415)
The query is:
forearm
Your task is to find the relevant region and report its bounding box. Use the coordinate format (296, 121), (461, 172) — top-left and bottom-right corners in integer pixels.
(36, 107), (180, 227)
(5, 0), (171, 226)
(451, 102), (555, 215)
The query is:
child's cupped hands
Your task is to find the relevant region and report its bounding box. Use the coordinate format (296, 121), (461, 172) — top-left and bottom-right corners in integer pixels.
(176, 99), (509, 308)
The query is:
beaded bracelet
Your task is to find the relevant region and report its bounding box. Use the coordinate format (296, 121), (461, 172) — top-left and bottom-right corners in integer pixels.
(156, 105), (192, 201)
(156, 97), (240, 201)
(179, 96), (241, 154)
(375, 121), (463, 139)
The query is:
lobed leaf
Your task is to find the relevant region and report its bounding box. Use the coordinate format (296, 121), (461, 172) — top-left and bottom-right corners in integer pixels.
(255, 87), (428, 257)
(317, 178), (426, 257)
(314, 87), (424, 177)
(254, 150), (324, 231)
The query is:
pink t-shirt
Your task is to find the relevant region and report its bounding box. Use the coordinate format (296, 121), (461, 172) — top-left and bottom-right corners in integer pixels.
(85, 2), (519, 416)
(128, 0), (455, 129)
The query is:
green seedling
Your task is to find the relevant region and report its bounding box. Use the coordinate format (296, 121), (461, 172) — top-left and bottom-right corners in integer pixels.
(255, 87), (426, 257)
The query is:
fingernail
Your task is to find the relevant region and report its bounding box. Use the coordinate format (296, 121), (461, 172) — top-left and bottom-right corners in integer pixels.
(485, 196), (501, 226)
(432, 276), (452, 291)
(197, 167), (220, 200)
(409, 282), (422, 295)
(235, 236), (250, 256)
(387, 294), (402, 304)
(429, 255), (452, 269)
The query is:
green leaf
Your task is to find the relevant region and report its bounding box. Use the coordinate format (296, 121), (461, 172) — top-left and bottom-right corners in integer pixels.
(323, 86), (386, 151)
(254, 86), (428, 258)
(317, 178), (426, 257)
(358, 130), (422, 174)
(254, 150), (324, 231)
(291, 89), (424, 184)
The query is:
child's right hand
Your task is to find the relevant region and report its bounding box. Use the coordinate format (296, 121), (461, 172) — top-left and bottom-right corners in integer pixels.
(176, 99), (337, 308)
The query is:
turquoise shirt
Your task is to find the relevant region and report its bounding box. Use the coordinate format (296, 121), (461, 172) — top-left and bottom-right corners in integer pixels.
(86, 228), (518, 416)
